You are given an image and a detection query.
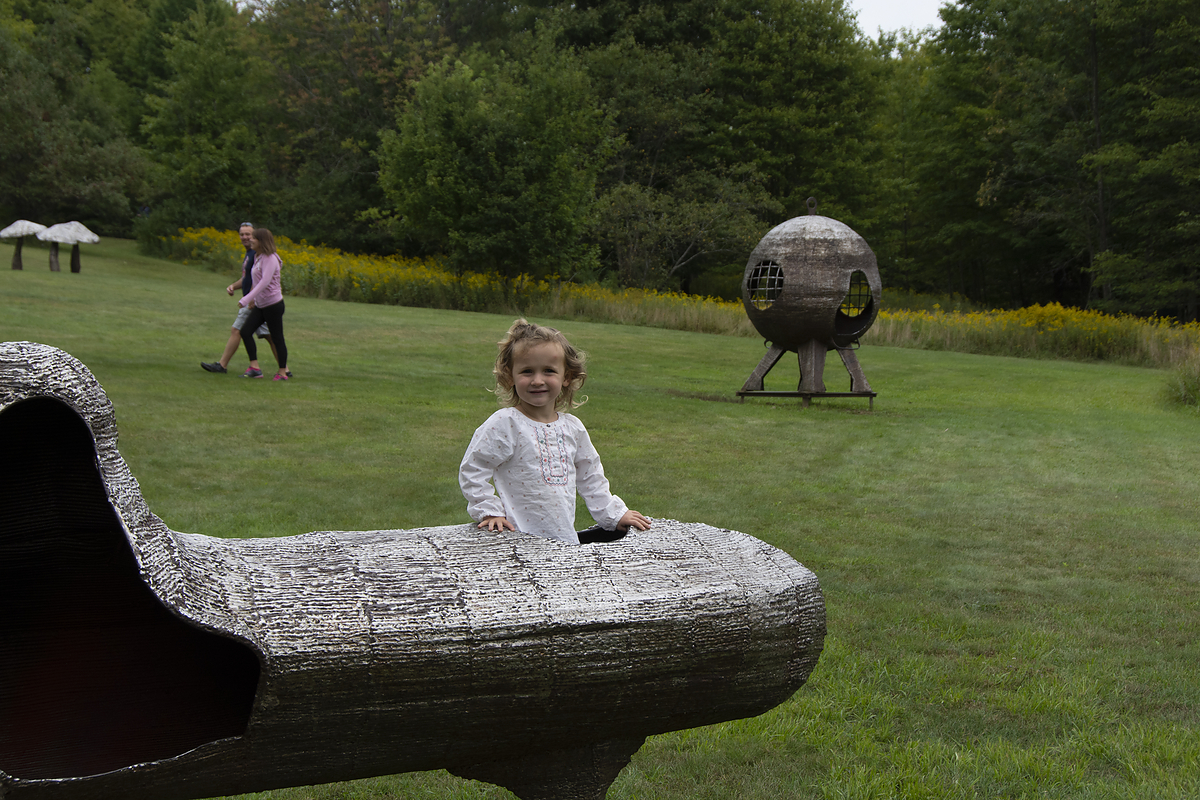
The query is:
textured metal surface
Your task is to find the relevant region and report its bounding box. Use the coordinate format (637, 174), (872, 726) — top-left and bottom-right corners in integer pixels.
(741, 214), (881, 351)
(739, 211), (881, 398)
(0, 342), (826, 800)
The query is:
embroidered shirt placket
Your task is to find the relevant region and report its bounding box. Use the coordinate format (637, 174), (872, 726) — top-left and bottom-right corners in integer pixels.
(536, 423), (570, 486)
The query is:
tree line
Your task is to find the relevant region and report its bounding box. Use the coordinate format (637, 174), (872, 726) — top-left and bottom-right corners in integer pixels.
(2, 0), (1196, 318)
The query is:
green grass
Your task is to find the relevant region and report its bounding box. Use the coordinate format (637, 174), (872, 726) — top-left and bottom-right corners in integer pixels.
(3, 239), (1200, 799)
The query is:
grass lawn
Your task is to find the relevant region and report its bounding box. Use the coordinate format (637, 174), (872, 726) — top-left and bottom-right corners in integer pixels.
(2, 238), (1199, 799)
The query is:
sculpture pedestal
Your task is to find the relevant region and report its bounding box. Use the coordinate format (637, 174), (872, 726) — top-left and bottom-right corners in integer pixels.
(739, 340), (875, 408)
(452, 737), (645, 800)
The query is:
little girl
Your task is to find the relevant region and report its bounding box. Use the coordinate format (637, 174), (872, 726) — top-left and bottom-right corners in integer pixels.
(459, 319), (651, 544)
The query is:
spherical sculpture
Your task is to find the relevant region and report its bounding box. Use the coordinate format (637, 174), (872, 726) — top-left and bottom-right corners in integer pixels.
(738, 201), (881, 402)
(742, 214), (881, 349)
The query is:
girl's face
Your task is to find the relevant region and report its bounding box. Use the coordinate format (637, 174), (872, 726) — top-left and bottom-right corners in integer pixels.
(511, 342), (566, 423)
(250, 234), (261, 253)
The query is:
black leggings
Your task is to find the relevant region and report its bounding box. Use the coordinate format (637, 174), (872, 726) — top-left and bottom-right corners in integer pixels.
(241, 300), (287, 369)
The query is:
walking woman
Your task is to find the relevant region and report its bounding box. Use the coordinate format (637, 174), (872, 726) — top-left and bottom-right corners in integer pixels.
(238, 228), (291, 380)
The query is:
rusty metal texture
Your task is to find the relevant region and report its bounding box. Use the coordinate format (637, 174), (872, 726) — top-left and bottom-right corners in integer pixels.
(0, 342), (826, 800)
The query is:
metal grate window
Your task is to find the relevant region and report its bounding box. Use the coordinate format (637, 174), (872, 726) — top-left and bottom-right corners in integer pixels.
(747, 262), (784, 310)
(840, 270), (870, 317)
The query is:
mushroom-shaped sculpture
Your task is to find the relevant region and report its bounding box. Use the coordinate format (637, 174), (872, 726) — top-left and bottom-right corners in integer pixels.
(0, 220), (47, 271)
(36, 221), (99, 273)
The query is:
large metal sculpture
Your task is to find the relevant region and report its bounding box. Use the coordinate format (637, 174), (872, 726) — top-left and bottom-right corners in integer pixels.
(738, 199), (881, 407)
(0, 342), (826, 800)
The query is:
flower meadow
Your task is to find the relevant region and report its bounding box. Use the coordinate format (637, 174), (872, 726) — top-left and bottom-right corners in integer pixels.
(865, 303), (1200, 370)
(167, 229), (1200, 380)
(166, 228), (755, 336)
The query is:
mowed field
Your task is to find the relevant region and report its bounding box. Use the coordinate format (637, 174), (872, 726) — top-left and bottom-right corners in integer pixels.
(2, 239), (1198, 799)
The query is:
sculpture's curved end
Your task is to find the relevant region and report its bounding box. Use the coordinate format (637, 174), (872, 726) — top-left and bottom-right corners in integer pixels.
(0, 343), (269, 799)
(0, 342), (825, 800)
(0, 345), (262, 787)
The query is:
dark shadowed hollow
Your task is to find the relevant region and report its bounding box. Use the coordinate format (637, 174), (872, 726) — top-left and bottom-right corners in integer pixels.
(0, 398), (260, 780)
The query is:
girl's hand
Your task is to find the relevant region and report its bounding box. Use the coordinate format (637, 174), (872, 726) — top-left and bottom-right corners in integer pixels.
(617, 510), (651, 531)
(479, 516), (516, 532)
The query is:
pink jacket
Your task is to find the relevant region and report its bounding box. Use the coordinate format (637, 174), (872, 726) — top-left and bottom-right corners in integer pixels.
(239, 253), (283, 308)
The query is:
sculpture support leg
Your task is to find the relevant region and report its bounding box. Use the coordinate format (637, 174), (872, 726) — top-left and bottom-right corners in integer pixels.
(12, 238), (22, 270)
(451, 737), (646, 800)
(70, 244), (82, 273)
(741, 343), (787, 392)
(837, 348), (872, 392)
(797, 340), (827, 393)
(48, 242), (60, 272)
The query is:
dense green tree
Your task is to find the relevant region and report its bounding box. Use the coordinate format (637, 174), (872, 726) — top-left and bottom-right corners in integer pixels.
(560, 0), (877, 288)
(1092, 0), (1200, 319)
(972, 0), (1122, 307)
(875, 0), (1198, 315)
(870, 0), (1126, 309)
(248, 0), (452, 252)
(553, 0), (721, 51)
(879, 1), (1038, 307)
(594, 167), (776, 288)
(863, 31), (939, 290)
(126, 0), (230, 93)
(137, 1), (266, 238)
(0, 4), (147, 233)
(580, 33), (777, 288)
(378, 31), (616, 278)
(10, 0), (149, 117)
(704, 0), (879, 223)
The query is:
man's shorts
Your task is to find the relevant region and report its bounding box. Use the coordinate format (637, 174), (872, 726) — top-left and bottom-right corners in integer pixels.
(232, 305), (270, 338)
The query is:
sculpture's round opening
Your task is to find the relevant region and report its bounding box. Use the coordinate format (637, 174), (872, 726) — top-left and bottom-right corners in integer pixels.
(840, 270), (871, 317)
(834, 270), (876, 343)
(746, 262), (784, 310)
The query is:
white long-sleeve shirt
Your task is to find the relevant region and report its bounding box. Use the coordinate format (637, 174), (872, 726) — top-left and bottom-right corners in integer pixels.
(459, 407), (628, 544)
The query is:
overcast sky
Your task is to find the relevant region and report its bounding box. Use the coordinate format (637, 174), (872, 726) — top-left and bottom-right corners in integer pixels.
(849, 0), (948, 36)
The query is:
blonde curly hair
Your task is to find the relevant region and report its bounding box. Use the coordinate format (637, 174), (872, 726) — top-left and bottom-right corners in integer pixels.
(493, 318), (587, 411)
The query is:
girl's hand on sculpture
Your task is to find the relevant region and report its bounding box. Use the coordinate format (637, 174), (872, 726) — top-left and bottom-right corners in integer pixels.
(617, 510), (651, 531)
(479, 516), (516, 532)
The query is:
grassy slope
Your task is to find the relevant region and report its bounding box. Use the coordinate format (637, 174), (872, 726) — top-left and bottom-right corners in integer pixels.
(2, 239), (1198, 799)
